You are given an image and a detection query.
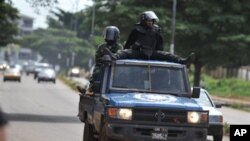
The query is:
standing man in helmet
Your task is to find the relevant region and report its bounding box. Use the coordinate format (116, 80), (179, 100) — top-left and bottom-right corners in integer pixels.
(103, 11), (194, 64)
(85, 26), (123, 95)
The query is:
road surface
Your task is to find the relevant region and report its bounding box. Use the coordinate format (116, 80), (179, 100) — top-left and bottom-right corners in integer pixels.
(0, 75), (83, 141)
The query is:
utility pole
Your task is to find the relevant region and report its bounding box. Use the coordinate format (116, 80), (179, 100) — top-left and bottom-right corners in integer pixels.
(66, 57), (70, 68)
(71, 52), (75, 67)
(90, 0), (95, 40)
(170, 0), (177, 54)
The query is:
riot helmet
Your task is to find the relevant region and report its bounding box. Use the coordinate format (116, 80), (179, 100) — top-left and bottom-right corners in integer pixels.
(103, 26), (120, 43)
(140, 11), (159, 24)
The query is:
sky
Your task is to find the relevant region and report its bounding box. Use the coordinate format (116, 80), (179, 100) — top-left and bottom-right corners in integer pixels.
(12, 0), (93, 29)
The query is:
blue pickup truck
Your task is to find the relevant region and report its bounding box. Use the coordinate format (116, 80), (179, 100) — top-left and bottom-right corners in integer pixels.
(78, 59), (209, 141)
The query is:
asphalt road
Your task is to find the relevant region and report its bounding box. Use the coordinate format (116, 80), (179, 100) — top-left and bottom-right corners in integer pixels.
(0, 75), (83, 141)
(1, 75), (250, 141)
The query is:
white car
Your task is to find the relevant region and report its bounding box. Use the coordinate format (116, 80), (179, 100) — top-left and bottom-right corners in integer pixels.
(193, 89), (223, 141)
(37, 69), (56, 83)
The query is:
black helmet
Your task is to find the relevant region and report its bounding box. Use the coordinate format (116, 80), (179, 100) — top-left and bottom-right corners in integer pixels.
(103, 26), (120, 41)
(140, 11), (159, 23)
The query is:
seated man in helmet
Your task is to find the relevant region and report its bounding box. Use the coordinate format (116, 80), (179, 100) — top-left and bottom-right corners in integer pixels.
(103, 11), (194, 64)
(82, 26), (123, 95)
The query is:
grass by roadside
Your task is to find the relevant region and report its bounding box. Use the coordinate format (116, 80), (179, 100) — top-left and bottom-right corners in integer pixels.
(224, 122), (230, 136)
(59, 75), (80, 92)
(229, 104), (250, 112)
(189, 73), (250, 100)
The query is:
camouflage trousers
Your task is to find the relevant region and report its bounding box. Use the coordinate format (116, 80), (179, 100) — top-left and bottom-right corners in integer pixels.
(88, 65), (103, 92)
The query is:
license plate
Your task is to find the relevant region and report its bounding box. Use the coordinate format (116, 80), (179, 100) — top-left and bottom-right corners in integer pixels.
(151, 128), (168, 140)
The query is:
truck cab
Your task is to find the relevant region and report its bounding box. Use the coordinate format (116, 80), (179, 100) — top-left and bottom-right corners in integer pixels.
(79, 59), (209, 141)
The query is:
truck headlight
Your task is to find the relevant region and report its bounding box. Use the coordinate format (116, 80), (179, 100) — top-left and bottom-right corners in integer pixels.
(118, 109), (132, 120)
(187, 111), (208, 124)
(108, 108), (132, 120)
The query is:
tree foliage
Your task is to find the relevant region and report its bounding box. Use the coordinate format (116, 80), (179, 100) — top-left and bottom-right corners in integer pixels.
(20, 28), (95, 67)
(172, 0), (250, 85)
(0, 0), (19, 46)
(25, 0), (58, 7)
(19, 0), (250, 85)
(47, 8), (93, 39)
(84, 0), (250, 86)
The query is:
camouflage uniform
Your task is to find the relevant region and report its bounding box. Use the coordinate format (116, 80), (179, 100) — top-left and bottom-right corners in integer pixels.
(89, 43), (123, 92)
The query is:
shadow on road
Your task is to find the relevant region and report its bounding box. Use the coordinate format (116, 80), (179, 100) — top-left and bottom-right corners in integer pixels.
(6, 113), (81, 124)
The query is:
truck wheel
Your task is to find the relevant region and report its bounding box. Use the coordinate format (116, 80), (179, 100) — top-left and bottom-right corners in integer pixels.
(83, 121), (97, 141)
(213, 134), (223, 141)
(100, 125), (115, 141)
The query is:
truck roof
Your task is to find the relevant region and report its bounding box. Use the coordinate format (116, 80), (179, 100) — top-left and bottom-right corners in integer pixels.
(115, 59), (185, 68)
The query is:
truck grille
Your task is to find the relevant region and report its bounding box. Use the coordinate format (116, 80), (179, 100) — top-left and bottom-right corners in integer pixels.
(133, 109), (187, 124)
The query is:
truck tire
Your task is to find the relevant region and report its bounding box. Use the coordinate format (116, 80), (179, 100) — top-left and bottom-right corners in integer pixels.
(213, 135), (223, 141)
(83, 121), (97, 141)
(100, 125), (115, 141)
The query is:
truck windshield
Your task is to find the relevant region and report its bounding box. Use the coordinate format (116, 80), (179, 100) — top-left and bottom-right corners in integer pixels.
(111, 64), (188, 95)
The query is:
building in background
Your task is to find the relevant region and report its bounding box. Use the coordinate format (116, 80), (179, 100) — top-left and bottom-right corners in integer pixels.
(18, 14), (34, 36)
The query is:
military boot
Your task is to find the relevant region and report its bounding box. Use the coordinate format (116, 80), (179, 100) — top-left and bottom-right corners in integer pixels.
(179, 52), (195, 65)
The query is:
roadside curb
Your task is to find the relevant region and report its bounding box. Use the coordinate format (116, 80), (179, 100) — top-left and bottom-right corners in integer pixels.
(211, 96), (250, 107)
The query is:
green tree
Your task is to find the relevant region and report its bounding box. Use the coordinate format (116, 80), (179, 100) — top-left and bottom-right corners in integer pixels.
(93, 0), (172, 43)
(173, 0), (250, 86)
(90, 0), (250, 86)
(47, 8), (93, 39)
(25, 0), (58, 7)
(0, 0), (19, 46)
(20, 28), (95, 67)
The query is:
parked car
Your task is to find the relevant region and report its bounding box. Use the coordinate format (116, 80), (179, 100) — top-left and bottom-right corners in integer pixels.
(3, 68), (21, 82)
(193, 89), (224, 141)
(37, 68), (56, 83)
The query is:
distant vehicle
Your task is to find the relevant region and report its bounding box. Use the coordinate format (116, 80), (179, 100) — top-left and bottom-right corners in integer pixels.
(193, 89), (224, 141)
(25, 61), (36, 75)
(37, 69), (56, 83)
(11, 64), (24, 74)
(3, 68), (21, 82)
(0, 60), (9, 71)
(34, 63), (52, 79)
(69, 67), (80, 77)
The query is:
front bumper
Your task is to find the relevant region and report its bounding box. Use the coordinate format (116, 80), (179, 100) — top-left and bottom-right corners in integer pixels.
(208, 123), (223, 136)
(38, 77), (55, 81)
(4, 76), (21, 80)
(105, 123), (207, 141)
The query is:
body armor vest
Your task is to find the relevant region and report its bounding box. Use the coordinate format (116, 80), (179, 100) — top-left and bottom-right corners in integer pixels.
(133, 25), (160, 58)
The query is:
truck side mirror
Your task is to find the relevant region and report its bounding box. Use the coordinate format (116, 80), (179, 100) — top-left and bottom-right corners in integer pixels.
(192, 87), (200, 98)
(215, 103), (222, 108)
